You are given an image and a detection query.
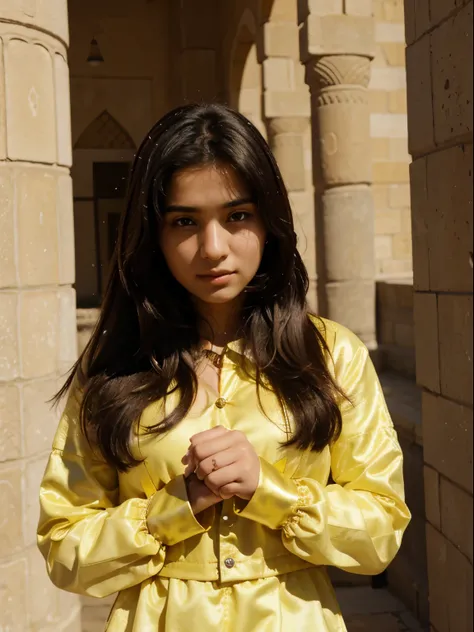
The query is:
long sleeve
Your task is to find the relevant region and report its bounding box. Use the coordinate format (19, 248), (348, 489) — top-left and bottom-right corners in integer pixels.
(37, 389), (213, 598)
(236, 333), (411, 576)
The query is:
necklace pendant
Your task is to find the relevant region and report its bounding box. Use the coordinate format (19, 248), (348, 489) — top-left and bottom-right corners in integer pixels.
(203, 349), (224, 368)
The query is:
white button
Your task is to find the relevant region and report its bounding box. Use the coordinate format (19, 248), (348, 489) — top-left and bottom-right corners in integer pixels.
(222, 515), (229, 522)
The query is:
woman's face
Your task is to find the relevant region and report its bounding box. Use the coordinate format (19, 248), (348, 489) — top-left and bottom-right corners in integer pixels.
(160, 164), (266, 306)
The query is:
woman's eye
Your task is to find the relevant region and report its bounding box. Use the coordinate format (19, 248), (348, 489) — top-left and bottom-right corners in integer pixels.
(173, 217), (196, 227)
(228, 211), (252, 223)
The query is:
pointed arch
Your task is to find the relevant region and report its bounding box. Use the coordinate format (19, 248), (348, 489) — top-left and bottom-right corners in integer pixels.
(74, 110), (136, 150)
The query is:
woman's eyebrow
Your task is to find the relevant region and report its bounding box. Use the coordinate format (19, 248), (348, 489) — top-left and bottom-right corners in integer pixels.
(165, 197), (255, 213)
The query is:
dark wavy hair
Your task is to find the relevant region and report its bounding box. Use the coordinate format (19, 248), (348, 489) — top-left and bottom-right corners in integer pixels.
(56, 103), (344, 471)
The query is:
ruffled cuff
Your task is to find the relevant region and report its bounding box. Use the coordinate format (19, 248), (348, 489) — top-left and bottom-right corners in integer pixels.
(234, 457), (311, 531)
(146, 475), (214, 546)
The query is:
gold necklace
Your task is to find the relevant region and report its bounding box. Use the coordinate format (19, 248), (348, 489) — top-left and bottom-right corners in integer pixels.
(202, 348), (225, 369)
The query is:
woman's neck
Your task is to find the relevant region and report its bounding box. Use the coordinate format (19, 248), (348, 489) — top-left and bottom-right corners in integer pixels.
(196, 299), (244, 348)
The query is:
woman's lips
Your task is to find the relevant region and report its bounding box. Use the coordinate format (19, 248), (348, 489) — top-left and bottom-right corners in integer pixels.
(197, 272), (236, 286)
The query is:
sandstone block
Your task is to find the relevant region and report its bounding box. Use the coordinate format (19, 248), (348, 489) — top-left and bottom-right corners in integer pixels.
(0, 39), (6, 159)
(25, 456), (48, 547)
(370, 66), (407, 90)
(264, 89), (310, 117)
(264, 22), (299, 58)
(382, 0), (405, 23)
(298, 0), (343, 22)
(438, 294), (473, 407)
(5, 38), (56, 163)
(371, 137), (390, 160)
(345, 0), (372, 16)
(17, 167), (59, 287)
(372, 183), (389, 209)
(19, 290), (59, 379)
(394, 322), (414, 347)
(54, 53), (72, 167)
(372, 160), (409, 183)
(392, 232), (412, 259)
(0, 556), (28, 631)
(261, 0), (297, 22)
(375, 234), (393, 259)
(431, 4), (473, 145)
(427, 144), (473, 292)
(376, 22), (406, 43)
(413, 292), (440, 393)
(409, 158), (429, 290)
(0, 291), (19, 380)
(389, 183), (410, 208)
(426, 524), (473, 632)
(271, 132), (306, 191)
(403, 0), (430, 44)
(57, 174), (75, 286)
(375, 208), (401, 234)
(27, 545), (62, 628)
(381, 42), (406, 66)
(389, 138), (410, 162)
(320, 186), (375, 281)
(301, 14), (375, 60)
(263, 58), (295, 91)
(371, 113), (408, 137)
(430, 0), (460, 29)
(0, 383), (21, 462)
(440, 477), (473, 563)
(325, 279), (376, 346)
(22, 377), (59, 458)
(0, 166), (16, 288)
(58, 287), (78, 372)
(0, 462), (24, 557)
(0, 0), (69, 45)
(424, 465), (441, 529)
(388, 89), (408, 113)
(406, 34), (434, 155)
(369, 90), (389, 113)
(423, 392), (473, 494)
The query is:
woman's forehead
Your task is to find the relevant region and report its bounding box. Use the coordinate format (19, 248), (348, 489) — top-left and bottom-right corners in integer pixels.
(167, 164), (251, 208)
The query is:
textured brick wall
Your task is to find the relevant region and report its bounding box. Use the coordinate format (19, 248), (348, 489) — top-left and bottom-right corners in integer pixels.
(405, 1), (473, 631)
(372, 0), (413, 279)
(0, 2), (81, 630)
(376, 280), (415, 377)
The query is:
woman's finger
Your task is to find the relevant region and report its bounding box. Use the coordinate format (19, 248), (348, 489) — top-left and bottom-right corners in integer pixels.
(194, 448), (238, 481)
(204, 463), (241, 495)
(190, 432), (238, 464)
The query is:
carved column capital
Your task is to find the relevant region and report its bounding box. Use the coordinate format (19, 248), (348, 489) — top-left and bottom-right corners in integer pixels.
(305, 54), (371, 93)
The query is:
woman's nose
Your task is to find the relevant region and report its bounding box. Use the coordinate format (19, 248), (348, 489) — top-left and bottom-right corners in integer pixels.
(199, 221), (229, 261)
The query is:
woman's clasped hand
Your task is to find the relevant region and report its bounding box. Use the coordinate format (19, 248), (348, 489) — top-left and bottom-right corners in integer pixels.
(183, 426), (261, 514)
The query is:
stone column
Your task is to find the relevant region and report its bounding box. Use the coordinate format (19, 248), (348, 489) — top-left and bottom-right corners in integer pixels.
(0, 2), (80, 631)
(260, 0), (316, 308)
(299, 5), (377, 347)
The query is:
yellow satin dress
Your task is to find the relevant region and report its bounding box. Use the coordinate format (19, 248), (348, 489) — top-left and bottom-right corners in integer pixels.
(37, 318), (411, 632)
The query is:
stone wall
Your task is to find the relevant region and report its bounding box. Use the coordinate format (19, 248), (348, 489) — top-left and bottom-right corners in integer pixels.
(372, 0), (412, 279)
(0, 2), (81, 630)
(405, 1), (473, 631)
(376, 279), (415, 377)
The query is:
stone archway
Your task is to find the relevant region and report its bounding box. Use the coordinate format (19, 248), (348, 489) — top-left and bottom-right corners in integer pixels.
(72, 110), (136, 310)
(229, 9), (266, 138)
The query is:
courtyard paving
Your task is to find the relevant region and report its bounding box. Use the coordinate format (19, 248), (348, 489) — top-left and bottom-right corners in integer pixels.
(81, 586), (427, 631)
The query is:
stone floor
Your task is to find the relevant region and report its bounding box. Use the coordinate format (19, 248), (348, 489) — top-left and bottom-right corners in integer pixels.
(338, 587), (427, 632)
(81, 586), (427, 631)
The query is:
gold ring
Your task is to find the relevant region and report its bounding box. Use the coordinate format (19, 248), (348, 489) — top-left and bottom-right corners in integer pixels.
(212, 458), (218, 472)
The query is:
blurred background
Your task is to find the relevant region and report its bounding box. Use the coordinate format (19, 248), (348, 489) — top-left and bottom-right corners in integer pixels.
(0, 1), (472, 631)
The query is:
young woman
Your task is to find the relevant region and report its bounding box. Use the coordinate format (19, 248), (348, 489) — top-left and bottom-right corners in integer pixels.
(37, 103), (410, 632)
